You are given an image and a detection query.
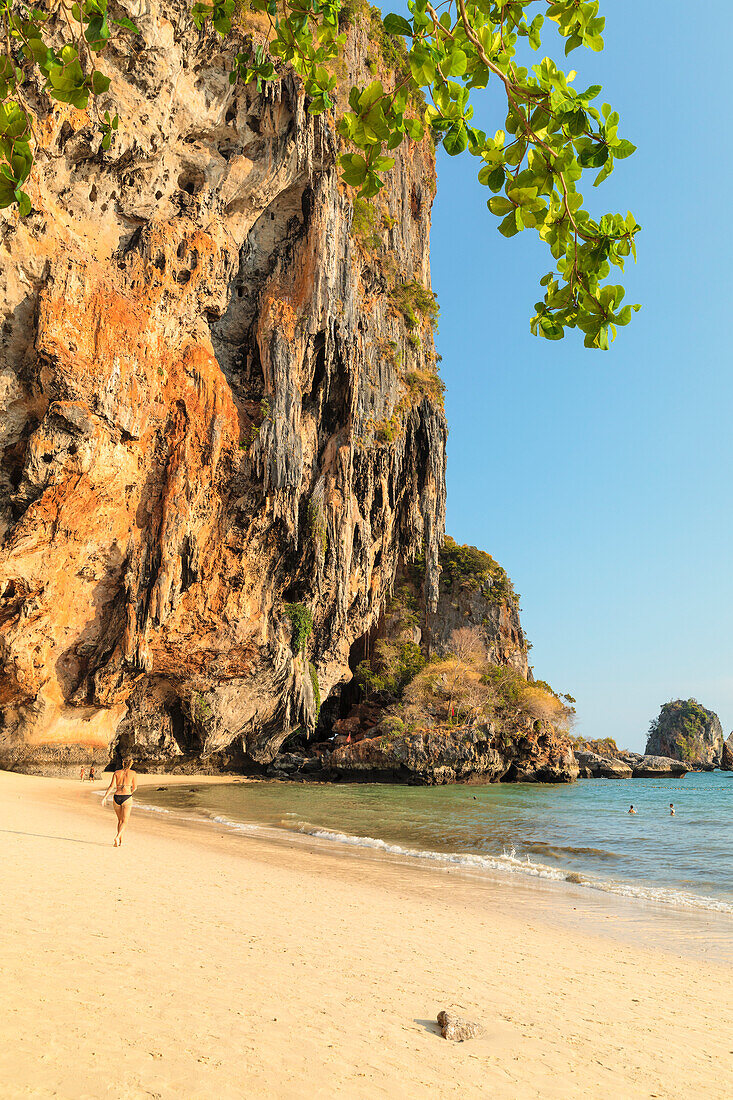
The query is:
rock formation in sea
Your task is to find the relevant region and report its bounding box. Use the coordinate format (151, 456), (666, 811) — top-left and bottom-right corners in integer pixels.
(646, 700), (723, 771)
(570, 738), (688, 780)
(0, 2), (575, 783)
(721, 734), (733, 771)
(574, 750), (633, 779)
(616, 752), (687, 779)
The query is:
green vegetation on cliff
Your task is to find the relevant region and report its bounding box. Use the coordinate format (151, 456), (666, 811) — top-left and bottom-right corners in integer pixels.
(439, 536), (517, 601)
(358, 623), (572, 738)
(284, 603), (314, 653)
(356, 639), (425, 696)
(569, 735), (619, 755)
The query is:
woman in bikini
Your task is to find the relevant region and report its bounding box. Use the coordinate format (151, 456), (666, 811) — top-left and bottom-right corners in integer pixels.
(101, 757), (137, 847)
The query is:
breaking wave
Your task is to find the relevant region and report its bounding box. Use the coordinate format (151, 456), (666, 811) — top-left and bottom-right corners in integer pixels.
(291, 822), (733, 915)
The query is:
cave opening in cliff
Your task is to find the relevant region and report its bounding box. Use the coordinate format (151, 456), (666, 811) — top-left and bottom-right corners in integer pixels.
(314, 619), (383, 740)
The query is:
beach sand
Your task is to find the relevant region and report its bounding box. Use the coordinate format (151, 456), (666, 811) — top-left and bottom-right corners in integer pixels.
(1, 770), (731, 1100)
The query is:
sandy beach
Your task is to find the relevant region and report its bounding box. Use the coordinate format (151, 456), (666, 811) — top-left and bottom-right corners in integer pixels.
(1, 770), (731, 1100)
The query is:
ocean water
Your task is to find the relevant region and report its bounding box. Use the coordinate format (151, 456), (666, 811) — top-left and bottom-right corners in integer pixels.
(140, 771), (733, 915)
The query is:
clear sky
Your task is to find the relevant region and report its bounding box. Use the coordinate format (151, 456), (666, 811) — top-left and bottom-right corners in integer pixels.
(428, 0), (733, 751)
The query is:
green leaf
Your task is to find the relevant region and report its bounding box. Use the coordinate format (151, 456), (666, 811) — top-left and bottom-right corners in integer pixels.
(443, 124), (467, 156)
(91, 70), (110, 95)
(612, 138), (636, 160)
(446, 49), (467, 78)
(488, 196), (513, 216)
(409, 51), (435, 86)
(382, 14), (412, 36)
(0, 175), (16, 208)
(487, 165), (505, 192)
(340, 153), (368, 187)
(113, 16), (140, 34)
(359, 81), (384, 111)
(85, 13), (111, 51)
(498, 212), (519, 238)
(15, 188), (31, 216)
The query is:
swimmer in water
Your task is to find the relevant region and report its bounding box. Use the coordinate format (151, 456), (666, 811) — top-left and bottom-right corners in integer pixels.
(670, 802), (675, 816)
(628, 805), (637, 814)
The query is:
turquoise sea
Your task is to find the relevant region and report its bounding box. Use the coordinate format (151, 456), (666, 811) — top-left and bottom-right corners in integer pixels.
(141, 771), (733, 915)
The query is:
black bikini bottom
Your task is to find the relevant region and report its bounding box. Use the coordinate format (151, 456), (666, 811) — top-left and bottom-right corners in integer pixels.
(113, 794), (132, 805)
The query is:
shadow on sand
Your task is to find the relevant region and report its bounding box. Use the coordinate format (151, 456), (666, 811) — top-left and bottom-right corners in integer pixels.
(1, 828), (108, 847)
(413, 1018), (443, 1037)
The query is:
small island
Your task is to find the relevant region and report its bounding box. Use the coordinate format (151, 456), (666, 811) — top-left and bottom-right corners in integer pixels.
(646, 699), (724, 771)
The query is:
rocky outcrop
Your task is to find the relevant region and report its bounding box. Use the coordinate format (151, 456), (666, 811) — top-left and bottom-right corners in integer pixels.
(646, 700), (723, 770)
(618, 752), (688, 779)
(570, 739), (689, 780)
(720, 734), (733, 771)
(0, 2), (446, 772)
(425, 537), (528, 674)
(286, 716), (579, 785)
(292, 537), (579, 785)
(574, 750), (632, 779)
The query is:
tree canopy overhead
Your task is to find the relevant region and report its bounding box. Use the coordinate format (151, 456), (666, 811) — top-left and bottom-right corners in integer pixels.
(1, 0), (639, 348)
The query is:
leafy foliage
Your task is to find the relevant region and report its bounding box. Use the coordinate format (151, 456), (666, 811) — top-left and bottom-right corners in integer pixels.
(283, 601), (314, 652)
(356, 638), (426, 696)
(569, 735), (619, 754)
(389, 279), (439, 331)
(403, 364), (445, 406)
(349, 194), (393, 249)
(397, 628), (573, 732)
(0, 0), (139, 214)
(308, 660), (321, 721)
(2, 0), (638, 346)
(307, 497), (328, 556)
(227, 0), (641, 347)
(439, 535), (516, 600)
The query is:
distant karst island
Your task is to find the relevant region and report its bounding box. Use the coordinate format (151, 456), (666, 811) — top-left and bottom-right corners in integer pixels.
(646, 699), (727, 771)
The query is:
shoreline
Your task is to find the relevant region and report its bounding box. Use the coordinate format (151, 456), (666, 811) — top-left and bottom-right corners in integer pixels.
(137, 773), (733, 932)
(2, 770), (732, 1099)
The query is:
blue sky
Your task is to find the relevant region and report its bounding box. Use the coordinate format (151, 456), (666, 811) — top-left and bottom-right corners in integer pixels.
(428, 0), (733, 751)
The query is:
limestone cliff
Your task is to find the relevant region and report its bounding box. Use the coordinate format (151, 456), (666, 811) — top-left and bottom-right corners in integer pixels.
(0, 1), (446, 772)
(646, 700), (723, 771)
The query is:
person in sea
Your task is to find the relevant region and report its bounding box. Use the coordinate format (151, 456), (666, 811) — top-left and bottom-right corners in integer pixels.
(628, 805), (637, 814)
(670, 803), (675, 816)
(101, 758), (137, 847)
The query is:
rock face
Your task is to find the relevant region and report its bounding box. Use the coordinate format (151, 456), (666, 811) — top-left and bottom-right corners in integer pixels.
(0, 3), (446, 772)
(618, 752), (688, 779)
(424, 537), (528, 675)
(297, 537), (579, 785)
(574, 750), (633, 779)
(646, 700), (723, 771)
(319, 720), (579, 784)
(719, 734), (733, 771)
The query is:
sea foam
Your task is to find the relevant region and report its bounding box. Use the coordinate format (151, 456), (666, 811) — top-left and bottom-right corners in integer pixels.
(134, 796), (733, 918)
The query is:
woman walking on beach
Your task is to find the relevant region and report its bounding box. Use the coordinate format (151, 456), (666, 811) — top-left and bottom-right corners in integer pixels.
(101, 758), (137, 847)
